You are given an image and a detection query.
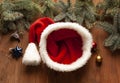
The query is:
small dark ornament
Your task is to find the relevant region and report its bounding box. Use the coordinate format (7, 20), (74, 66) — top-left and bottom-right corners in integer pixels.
(10, 32), (20, 42)
(91, 42), (97, 52)
(96, 54), (102, 66)
(10, 46), (23, 59)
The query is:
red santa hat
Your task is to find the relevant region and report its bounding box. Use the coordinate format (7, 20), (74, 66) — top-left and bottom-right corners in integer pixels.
(22, 17), (93, 72)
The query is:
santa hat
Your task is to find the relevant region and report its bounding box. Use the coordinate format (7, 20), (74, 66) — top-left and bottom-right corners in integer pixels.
(22, 17), (54, 65)
(22, 17), (93, 72)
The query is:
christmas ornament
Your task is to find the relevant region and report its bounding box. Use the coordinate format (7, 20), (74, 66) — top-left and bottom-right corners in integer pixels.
(91, 41), (102, 66)
(9, 31), (23, 59)
(10, 31), (20, 42)
(22, 17), (93, 72)
(9, 46), (23, 59)
(91, 42), (97, 52)
(96, 54), (102, 66)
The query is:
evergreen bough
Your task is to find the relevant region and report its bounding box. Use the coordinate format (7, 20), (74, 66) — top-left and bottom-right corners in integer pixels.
(54, 0), (77, 22)
(39, 0), (57, 18)
(54, 0), (96, 28)
(74, 0), (96, 29)
(0, 0), (42, 34)
(95, 0), (120, 51)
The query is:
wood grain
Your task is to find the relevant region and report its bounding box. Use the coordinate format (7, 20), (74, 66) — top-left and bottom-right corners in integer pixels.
(0, 27), (120, 83)
(0, 0), (120, 83)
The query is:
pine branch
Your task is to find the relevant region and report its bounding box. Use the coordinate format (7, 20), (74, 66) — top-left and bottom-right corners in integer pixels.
(114, 11), (119, 31)
(54, 0), (76, 22)
(96, 10), (120, 51)
(75, 0), (96, 29)
(119, 11), (120, 32)
(2, 10), (23, 21)
(40, 0), (57, 18)
(12, 0), (42, 21)
(95, 0), (120, 51)
(96, 0), (120, 20)
(95, 21), (115, 34)
(104, 33), (120, 51)
(0, 0), (41, 34)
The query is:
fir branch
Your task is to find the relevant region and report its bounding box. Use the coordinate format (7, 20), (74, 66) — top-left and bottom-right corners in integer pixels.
(114, 11), (119, 32)
(0, 0), (41, 34)
(119, 11), (120, 32)
(2, 10), (23, 21)
(40, 0), (57, 18)
(106, 8), (119, 16)
(96, 0), (120, 20)
(12, 0), (42, 21)
(54, 0), (76, 22)
(95, 21), (115, 34)
(95, 0), (120, 51)
(75, 0), (96, 29)
(55, 0), (68, 11)
(54, 12), (66, 21)
(96, 9), (120, 51)
(104, 33), (120, 51)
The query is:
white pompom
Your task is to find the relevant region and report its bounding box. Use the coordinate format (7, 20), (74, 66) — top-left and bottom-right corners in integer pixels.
(22, 43), (41, 66)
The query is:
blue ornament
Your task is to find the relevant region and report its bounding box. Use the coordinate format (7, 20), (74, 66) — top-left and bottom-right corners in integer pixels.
(11, 46), (23, 59)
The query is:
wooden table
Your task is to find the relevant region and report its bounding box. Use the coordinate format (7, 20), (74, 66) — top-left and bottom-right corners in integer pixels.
(0, 0), (120, 83)
(0, 27), (120, 83)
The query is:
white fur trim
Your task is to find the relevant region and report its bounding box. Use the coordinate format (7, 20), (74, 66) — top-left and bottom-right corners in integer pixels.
(22, 43), (41, 66)
(40, 22), (93, 72)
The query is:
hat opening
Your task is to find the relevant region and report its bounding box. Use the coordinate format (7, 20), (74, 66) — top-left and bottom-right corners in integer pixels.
(40, 22), (92, 72)
(47, 28), (83, 64)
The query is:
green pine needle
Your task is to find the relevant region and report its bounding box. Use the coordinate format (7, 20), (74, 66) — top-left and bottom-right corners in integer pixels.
(0, 0), (42, 34)
(96, 1), (120, 51)
(74, 0), (96, 29)
(54, 0), (77, 22)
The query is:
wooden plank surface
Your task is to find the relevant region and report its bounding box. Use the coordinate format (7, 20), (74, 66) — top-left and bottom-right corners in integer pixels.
(0, 27), (120, 83)
(0, 0), (120, 83)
